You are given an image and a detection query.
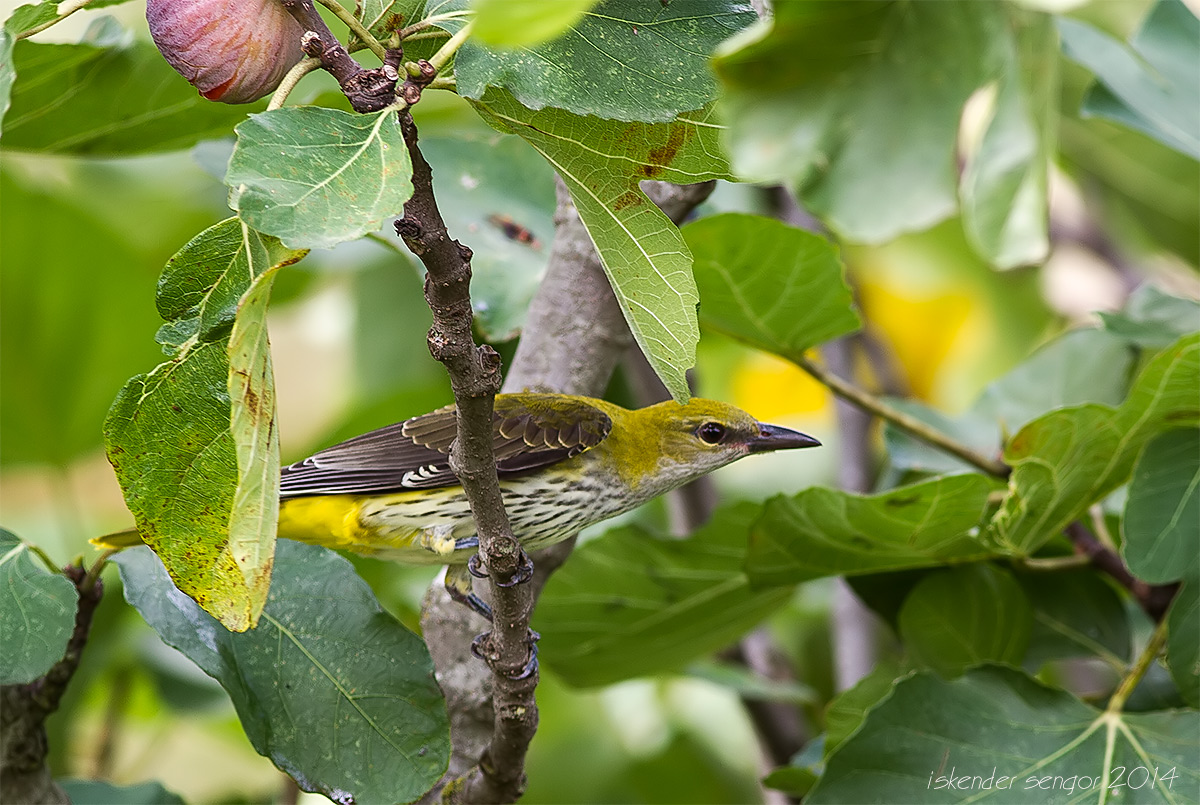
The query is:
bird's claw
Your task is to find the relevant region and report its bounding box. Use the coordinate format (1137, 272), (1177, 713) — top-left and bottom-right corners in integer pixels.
(467, 549), (534, 588)
(495, 550), (534, 588)
(470, 630), (540, 680)
(467, 552), (488, 579)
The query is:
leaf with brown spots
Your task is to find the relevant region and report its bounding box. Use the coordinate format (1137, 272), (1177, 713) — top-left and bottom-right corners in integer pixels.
(472, 88), (732, 401)
(105, 218), (307, 631)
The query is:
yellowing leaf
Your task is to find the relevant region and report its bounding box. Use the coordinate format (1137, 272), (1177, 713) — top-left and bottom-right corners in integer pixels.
(105, 219), (306, 631)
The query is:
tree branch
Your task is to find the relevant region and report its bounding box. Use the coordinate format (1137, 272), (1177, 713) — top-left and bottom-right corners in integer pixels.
(1065, 521), (1178, 622)
(395, 112), (537, 805)
(280, 0), (407, 113)
(1, 564), (103, 804)
(417, 177), (715, 801)
(792, 353), (1011, 479)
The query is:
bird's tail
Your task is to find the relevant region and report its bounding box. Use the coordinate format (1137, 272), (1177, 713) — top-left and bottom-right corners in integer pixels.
(91, 528), (145, 550)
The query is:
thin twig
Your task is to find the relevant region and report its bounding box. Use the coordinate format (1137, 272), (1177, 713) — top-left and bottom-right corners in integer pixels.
(14, 0), (93, 39)
(396, 112), (535, 805)
(282, 0), (401, 113)
(792, 353), (1011, 479)
(1107, 616), (1169, 713)
(314, 0), (388, 61)
(417, 180), (717, 802)
(1065, 521), (1178, 622)
(1089, 504), (1118, 552)
(403, 29), (453, 43)
(426, 20), (472, 73)
(268, 56), (320, 110)
(24, 543), (63, 576)
(1018, 554), (1092, 571)
(1, 563), (104, 803)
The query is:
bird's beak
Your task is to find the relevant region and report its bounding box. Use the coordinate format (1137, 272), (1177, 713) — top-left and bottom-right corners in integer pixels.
(748, 423), (822, 453)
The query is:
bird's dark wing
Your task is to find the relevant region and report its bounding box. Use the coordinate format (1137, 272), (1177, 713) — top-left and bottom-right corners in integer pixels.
(279, 395), (613, 498)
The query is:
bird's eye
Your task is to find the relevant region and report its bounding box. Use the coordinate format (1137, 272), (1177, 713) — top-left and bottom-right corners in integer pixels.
(696, 422), (726, 445)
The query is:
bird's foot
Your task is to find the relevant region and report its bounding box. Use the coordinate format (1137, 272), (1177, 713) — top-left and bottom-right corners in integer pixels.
(470, 629), (540, 680)
(467, 548), (534, 588)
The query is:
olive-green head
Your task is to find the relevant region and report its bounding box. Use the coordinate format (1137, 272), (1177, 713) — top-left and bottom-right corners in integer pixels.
(606, 397), (821, 495)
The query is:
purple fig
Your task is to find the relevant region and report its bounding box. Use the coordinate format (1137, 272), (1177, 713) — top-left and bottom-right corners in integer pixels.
(147, 0), (306, 104)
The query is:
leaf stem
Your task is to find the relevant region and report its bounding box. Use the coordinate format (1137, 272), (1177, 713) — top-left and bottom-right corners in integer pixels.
(791, 353), (1011, 479)
(313, 0), (388, 62)
(268, 56), (320, 110)
(426, 19), (473, 74)
(402, 29), (452, 43)
(1106, 616), (1168, 714)
(25, 542), (63, 576)
(14, 0), (94, 40)
(1017, 554), (1092, 571)
(82, 550), (115, 594)
(1089, 504), (1118, 552)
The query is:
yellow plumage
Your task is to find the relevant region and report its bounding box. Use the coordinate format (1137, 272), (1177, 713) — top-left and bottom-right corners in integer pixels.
(95, 394), (820, 610)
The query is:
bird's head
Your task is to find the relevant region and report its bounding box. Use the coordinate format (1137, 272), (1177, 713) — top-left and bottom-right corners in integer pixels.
(612, 398), (821, 496)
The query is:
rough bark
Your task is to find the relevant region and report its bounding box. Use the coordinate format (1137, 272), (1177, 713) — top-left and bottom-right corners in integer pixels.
(1, 566), (103, 805)
(419, 177), (715, 801)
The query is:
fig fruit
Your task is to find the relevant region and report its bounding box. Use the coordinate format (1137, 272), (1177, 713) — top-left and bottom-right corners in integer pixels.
(147, 0), (306, 104)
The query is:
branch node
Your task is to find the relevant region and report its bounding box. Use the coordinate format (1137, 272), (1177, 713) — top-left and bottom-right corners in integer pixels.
(300, 30), (322, 56)
(394, 216), (422, 243)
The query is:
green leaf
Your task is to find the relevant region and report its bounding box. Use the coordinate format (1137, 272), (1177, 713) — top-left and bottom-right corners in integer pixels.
(990, 333), (1200, 555)
(470, 0), (599, 48)
(58, 779), (184, 805)
(472, 89), (732, 401)
(887, 327), (1137, 475)
(4, 2), (58, 36)
(1100, 286), (1200, 349)
(1060, 115), (1199, 265)
(809, 665), (1199, 803)
(115, 541), (450, 804)
(714, 1), (1054, 265)
(683, 213), (861, 356)
(1123, 429), (1200, 584)
(1167, 579), (1199, 708)
(437, 0), (755, 122)
(105, 219), (307, 631)
(360, 0), (421, 39)
(959, 14), (1056, 268)
(883, 402), (1000, 477)
(227, 106), (414, 250)
(0, 529), (78, 684)
(824, 661), (906, 756)
(764, 737), (824, 797)
(762, 765), (819, 798)
(1059, 0), (1200, 160)
(898, 564), (1033, 677)
(534, 503), (792, 687)
(1, 4), (54, 128)
(2, 40), (259, 152)
(419, 132), (556, 340)
(686, 659), (818, 705)
(974, 328), (1135, 436)
(891, 331), (1135, 473)
(745, 475), (997, 588)
(1018, 569), (1131, 669)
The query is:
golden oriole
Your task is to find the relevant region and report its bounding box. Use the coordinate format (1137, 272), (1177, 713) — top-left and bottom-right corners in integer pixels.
(99, 393), (820, 617)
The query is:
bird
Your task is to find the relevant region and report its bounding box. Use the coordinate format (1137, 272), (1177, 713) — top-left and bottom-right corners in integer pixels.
(98, 393), (820, 620)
